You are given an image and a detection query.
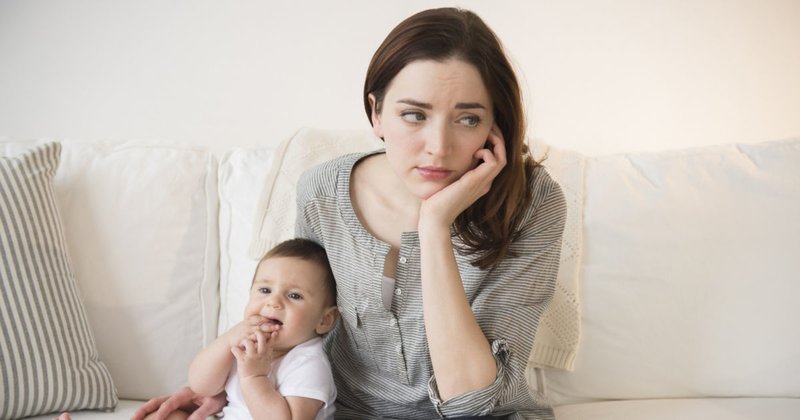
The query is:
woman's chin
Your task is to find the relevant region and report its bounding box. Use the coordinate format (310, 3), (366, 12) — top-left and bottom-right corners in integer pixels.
(412, 186), (443, 201)
(406, 179), (454, 201)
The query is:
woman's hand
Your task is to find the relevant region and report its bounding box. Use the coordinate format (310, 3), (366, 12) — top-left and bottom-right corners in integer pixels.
(419, 124), (507, 231)
(130, 387), (226, 420)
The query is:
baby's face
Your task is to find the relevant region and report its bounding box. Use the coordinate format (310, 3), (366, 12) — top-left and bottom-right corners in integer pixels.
(244, 256), (335, 353)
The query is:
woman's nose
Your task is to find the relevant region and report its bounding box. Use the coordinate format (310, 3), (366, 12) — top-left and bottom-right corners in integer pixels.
(425, 123), (452, 157)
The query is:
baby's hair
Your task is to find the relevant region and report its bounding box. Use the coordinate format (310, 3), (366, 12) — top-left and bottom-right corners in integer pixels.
(259, 238), (336, 306)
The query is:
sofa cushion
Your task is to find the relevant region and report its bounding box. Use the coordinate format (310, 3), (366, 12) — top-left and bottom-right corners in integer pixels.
(545, 138), (800, 404)
(0, 143), (117, 419)
(217, 146), (276, 334)
(1, 139), (219, 401)
(23, 400), (148, 420)
(554, 397), (800, 420)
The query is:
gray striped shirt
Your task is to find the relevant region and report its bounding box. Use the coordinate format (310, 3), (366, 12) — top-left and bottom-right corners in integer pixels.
(296, 150), (565, 419)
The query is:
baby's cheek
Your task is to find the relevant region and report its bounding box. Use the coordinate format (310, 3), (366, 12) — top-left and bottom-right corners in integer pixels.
(243, 303), (263, 319)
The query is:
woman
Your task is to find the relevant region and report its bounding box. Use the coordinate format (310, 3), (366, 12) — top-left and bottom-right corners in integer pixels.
(133, 7), (565, 420)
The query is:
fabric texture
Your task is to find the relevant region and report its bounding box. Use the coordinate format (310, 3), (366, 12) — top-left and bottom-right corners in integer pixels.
(0, 142), (117, 419)
(222, 337), (336, 420)
(247, 128), (584, 373)
(294, 151), (565, 419)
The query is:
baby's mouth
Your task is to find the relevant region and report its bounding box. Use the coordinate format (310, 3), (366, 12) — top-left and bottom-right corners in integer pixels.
(264, 317), (283, 327)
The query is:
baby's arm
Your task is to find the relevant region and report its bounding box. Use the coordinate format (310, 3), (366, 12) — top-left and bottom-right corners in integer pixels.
(234, 331), (323, 420)
(188, 315), (273, 397)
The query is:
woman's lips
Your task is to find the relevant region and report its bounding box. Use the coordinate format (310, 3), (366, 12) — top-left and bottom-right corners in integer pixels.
(416, 166), (452, 181)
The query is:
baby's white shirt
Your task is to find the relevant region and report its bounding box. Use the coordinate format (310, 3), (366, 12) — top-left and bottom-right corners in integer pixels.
(221, 336), (336, 420)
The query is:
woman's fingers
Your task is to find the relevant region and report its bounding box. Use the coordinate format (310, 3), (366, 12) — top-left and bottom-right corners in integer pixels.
(131, 395), (170, 420)
(185, 393), (227, 420)
(486, 124), (507, 167)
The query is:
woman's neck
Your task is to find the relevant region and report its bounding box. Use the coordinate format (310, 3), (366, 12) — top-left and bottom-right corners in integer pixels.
(351, 153), (420, 244)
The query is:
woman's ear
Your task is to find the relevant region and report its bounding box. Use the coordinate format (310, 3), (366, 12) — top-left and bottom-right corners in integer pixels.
(316, 306), (339, 335)
(368, 93), (384, 140)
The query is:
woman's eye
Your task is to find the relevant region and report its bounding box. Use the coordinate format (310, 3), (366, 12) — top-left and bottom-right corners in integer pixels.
(400, 111), (425, 123)
(459, 115), (480, 127)
(288, 292), (303, 300)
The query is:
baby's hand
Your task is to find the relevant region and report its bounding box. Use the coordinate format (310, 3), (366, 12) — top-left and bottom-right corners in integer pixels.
(231, 330), (276, 379)
(228, 315), (280, 348)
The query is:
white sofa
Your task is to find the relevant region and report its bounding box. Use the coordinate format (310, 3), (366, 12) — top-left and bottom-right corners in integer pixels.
(2, 128), (799, 419)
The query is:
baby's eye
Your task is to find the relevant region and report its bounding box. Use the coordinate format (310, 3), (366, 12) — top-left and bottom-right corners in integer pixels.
(458, 115), (480, 128)
(400, 111), (425, 123)
(258, 287), (271, 294)
(288, 292), (303, 300)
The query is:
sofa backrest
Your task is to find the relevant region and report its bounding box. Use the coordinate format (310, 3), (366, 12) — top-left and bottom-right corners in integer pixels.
(544, 138), (800, 404)
(5, 133), (797, 405)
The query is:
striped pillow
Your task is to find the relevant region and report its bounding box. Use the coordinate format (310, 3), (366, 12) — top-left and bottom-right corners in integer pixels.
(0, 143), (117, 419)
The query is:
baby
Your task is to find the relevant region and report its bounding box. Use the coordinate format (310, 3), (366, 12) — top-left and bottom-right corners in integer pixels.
(186, 238), (338, 420)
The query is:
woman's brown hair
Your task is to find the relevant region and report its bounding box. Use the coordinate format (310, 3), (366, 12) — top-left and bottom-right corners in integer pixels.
(364, 7), (539, 269)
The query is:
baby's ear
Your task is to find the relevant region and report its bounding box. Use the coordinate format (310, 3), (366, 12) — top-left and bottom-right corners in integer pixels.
(316, 306), (339, 335)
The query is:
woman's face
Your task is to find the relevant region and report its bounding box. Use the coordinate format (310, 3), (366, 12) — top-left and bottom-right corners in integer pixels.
(370, 58), (494, 200)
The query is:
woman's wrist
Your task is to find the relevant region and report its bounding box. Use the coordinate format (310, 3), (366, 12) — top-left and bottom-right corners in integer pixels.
(417, 204), (455, 234)
(417, 217), (451, 243)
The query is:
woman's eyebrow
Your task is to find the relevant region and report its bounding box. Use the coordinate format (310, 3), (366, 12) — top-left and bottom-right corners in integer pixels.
(454, 102), (486, 110)
(397, 99), (487, 110)
(398, 99), (432, 109)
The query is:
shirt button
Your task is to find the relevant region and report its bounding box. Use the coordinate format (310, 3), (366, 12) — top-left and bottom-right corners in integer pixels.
(399, 256), (407, 264)
(394, 288), (402, 296)
(389, 318), (397, 326)
(395, 344), (402, 354)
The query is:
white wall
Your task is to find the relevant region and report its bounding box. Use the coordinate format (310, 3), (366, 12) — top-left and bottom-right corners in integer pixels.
(1, 0), (799, 156)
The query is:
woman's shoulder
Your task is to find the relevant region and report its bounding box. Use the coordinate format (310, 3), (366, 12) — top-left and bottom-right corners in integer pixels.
(525, 164), (567, 220)
(499, 165), (567, 251)
(296, 152), (366, 201)
(530, 164), (566, 203)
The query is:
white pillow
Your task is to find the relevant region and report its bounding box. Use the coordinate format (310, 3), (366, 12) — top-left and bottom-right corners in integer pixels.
(2, 139), (220, 400)
(546, 138), (800, 404)
(217, 146), (275, 335)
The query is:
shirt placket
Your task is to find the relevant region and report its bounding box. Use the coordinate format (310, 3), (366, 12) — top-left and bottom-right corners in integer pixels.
(388, 235), (421, 385)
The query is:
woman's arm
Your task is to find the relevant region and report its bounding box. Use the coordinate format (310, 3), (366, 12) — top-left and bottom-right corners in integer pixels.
(417, 128), (507, 400)
(418, 224), (497, 399)
(428, 167), (567, 417)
